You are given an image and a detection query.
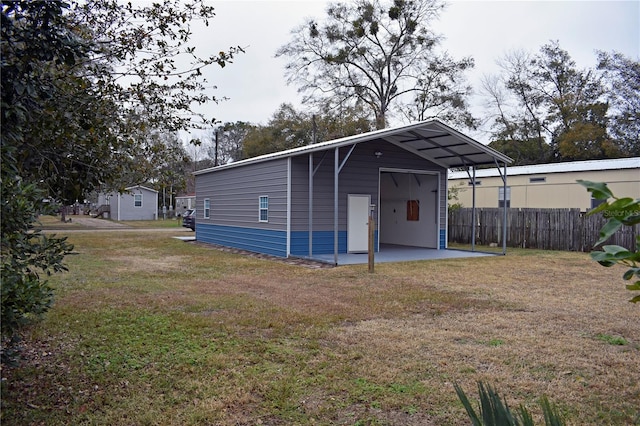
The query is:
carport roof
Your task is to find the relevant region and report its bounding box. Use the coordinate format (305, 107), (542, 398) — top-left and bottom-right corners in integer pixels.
(194, 119), (512, 175)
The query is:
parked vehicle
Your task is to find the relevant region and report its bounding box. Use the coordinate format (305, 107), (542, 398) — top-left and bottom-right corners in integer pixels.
(182, 209), (196, 231)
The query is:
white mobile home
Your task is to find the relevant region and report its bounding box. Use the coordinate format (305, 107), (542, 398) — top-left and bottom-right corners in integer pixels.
(194, 120), (511, 264)
(448, 157), (640, 210)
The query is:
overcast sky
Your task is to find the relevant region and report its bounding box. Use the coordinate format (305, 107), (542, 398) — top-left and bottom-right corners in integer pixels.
(188, 0), (639, 143)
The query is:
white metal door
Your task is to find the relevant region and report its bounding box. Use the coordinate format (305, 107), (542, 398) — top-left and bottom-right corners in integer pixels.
(348, 194), (370, 253)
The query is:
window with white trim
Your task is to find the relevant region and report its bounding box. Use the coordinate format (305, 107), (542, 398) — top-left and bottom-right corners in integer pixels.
(259, 196), (269, 222)
(134, 193), (142, 208)
(204, 198), (210, 219)
(498, 186), (511, 208)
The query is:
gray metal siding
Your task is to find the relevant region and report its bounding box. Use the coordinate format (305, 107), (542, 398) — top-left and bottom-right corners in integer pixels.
(290, 140), (447, 232)
(104, 187), (158, 221)
(195, 158), (288, 230)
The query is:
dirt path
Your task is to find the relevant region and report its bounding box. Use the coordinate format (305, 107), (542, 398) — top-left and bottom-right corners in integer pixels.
(70, 217), (130, 228)
(43, 217), (192, 233)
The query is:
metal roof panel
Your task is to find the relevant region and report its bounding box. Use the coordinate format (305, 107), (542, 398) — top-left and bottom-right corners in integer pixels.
(195, 119), (512, 175)
(449, 157), (640, 179)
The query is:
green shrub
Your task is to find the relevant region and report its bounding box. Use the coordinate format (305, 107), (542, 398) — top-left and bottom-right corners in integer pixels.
(1, 178), (73, 345)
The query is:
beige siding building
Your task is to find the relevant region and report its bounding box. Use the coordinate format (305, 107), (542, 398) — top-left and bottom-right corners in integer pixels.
(448, 157), (640, 211)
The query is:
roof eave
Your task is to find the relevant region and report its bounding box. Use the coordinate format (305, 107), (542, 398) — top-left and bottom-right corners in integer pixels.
(194, 119), (512, 175)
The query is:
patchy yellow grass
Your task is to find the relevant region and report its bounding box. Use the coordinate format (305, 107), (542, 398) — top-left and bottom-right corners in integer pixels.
(2, 231), (638, 425)
(106, 248), (187, 274)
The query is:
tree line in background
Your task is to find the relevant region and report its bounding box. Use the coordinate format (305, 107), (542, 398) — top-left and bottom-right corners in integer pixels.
(191, 0), (638, 174)
(484, 45), (639, 165)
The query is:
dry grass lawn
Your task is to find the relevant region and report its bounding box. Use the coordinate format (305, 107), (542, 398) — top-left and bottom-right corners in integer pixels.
(1, 230), (638, 425)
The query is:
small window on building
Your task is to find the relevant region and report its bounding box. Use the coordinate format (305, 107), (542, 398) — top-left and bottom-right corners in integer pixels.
(134, 194), (142, 208)
(204, 198), (210, 219)
(259, 196), (269, 222)
(530, 177), (546, 183)
(498, 186), (511, 208)
(468, 180), (482, 186)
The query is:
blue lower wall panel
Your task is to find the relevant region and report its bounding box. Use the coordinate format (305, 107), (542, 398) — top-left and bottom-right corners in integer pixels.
(291, 231), (378, 256)
(440, 229), (446, 249)
(290, 231), (346, 256)
(197, 223), (287, 257)
(197, 225), (383, 258)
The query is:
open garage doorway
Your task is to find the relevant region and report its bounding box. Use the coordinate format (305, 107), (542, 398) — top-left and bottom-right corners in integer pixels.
(379, 170), (440, 249)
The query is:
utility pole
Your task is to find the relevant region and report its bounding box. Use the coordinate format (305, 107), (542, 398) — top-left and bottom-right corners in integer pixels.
(214, 130), (219, 166)
(312, 115), (317, 145)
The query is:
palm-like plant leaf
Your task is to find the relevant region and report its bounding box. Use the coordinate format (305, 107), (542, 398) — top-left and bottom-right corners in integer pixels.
(455, 382), (566, 426)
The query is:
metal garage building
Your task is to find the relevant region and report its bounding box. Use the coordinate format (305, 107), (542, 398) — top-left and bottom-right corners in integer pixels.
(194, 119), (511, 264)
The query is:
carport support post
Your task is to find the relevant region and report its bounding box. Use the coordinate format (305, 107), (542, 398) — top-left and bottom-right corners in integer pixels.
(334, 147), (339, 266)
(309, 153), (313, 257)
(471, 166), (476, 251)
(502, 162), (507, 255)
(368, 204), (375, 273)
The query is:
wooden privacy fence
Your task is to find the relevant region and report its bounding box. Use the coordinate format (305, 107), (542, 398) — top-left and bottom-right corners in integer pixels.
(448, 208), (639, 252)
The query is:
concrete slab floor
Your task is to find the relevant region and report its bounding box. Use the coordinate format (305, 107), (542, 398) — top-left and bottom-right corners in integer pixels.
(310, 244), (500, 265)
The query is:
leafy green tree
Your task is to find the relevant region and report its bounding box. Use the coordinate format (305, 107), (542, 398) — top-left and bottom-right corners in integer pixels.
(243, 104), (314, 158)
(1, 0), (239, 341)
(242, 103), (373, 158)
(532, 43), (613, 161)
(276, 0), (475, 129)
(2, 1), (117, 223)
(578, 181), (640, 303)
(2, 1), (85, 341)
(314, 102), (376, 141)
(147, 132), (191, 210)
(1, 180), (74, 345)
(482, 67), (551, 166)
(597, 51), (640, 156)
(401, 51), (476, 128)
(3, 0), (241, 206)
(70, 0), (242, 133)
(447, 181), (465, 211)
(488, 138), (553, 166)
(207, 121), (256, 165)
(183, 139), (216, 194)
(483, 42), (621, 164)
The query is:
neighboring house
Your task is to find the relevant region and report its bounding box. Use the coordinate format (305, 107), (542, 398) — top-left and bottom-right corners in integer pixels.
(175, 194), (196, 217)
(448, 157), (640, 211)
(193, 119), (511, 263)
(95, 185), (159, 221)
